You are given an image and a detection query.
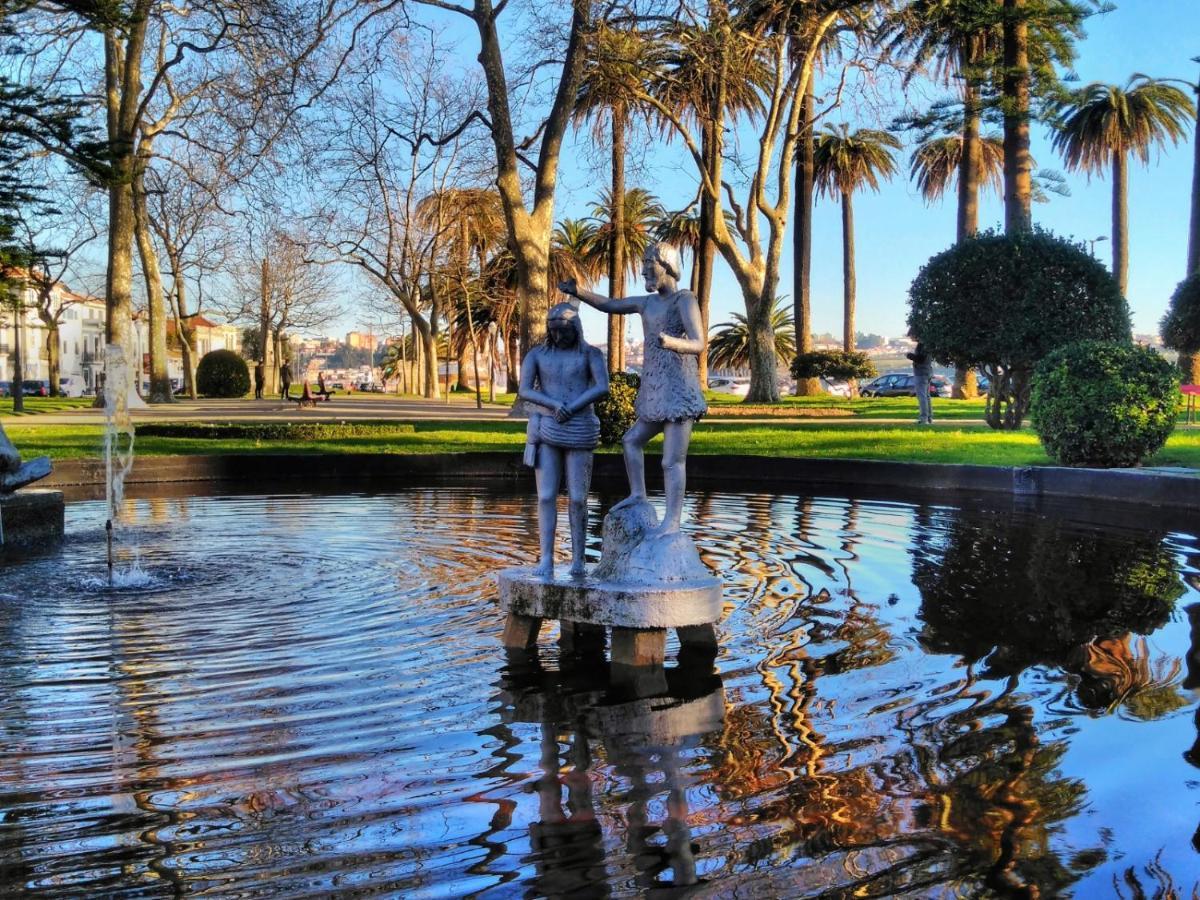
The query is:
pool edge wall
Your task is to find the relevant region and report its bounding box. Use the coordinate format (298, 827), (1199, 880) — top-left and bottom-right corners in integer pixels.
(39, 453), (1200, 512)
(0, 489), (65, 549)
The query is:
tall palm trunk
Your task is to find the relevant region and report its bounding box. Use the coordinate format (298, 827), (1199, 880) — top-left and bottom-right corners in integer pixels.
(10, 296), (23, 413)
(697, 122), (718, 388)
(132, 166), (173, 402)
(1112, 150), (1129, 296)
(793, 80), (819, 395)
(1189, 76), (1200, 276)
(607, 112), (626, 372)
(1002, 0), (1033, 233)
(841, 191), (856, 354)
(953, 70), (983, 399)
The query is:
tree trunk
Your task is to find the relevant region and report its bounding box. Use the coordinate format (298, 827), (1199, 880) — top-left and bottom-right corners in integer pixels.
(958, 79), (982, 243)
(1112, 150), (1129, 296)
(744, 296), (780, 403)
(457, 339), (471, 391)
(607, 112), (626, 373)
(10, 298), (23, 413)
(1190, 354), (1200, 386)
(133, 169), (173, 403)
(792, 80), (819, 396)
(506, 327), (520, 388)
(1189, 78), (1200, 276)
(168, 253), (198, 399)
(696, 126), (719, 390)
(45, 322), (61, 399)
(953, 75), (983, 400)
(841, 192), (856, 353)
(258, 258), (271, 394)
(1002, 0), (1032, 234)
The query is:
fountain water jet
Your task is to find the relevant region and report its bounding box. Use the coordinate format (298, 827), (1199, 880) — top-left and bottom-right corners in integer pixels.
(103, 344), (136, 583)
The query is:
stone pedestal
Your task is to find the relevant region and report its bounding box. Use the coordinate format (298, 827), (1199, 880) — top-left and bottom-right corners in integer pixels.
(497, 501), (722, 670)
(0, 489), (65, 550)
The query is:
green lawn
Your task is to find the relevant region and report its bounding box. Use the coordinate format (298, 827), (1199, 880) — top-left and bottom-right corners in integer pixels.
(12, 418), (1200, 469)
(0, 397), (96, 417)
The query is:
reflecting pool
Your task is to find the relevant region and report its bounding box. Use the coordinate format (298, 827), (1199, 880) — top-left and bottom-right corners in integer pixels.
(2, 484), (1200, 896)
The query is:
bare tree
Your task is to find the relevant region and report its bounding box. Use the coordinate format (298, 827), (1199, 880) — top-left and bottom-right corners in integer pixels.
(313, 31), (489, 399)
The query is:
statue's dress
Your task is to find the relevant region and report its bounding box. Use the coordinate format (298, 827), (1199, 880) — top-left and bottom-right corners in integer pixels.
(636, 292), (708, 423)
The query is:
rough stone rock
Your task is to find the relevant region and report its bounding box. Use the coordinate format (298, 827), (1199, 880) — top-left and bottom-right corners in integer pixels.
(593, 500), (714, 586)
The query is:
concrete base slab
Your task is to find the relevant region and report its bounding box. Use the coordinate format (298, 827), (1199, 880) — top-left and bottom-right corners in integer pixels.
(0, 489), (65, 550)
(496, 566), (722, 630)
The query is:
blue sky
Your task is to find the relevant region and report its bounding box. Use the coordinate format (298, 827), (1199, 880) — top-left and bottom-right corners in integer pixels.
(522, 0), (1198, 345)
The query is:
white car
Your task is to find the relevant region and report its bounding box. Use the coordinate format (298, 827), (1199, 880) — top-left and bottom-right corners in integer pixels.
(820, 377), (852, 398)
(58, 375), (86, 397)
(707, 377), (750, 397)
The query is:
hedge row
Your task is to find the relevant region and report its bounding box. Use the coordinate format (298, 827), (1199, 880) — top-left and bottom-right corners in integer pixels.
(137, 422), (417, 441)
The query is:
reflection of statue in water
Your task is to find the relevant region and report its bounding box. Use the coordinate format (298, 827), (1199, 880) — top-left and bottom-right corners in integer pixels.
(518, 301), (610, 577)
(0, 425), (50, 492)
(496, 660), (724, 895)
(560, 242), (706, 536)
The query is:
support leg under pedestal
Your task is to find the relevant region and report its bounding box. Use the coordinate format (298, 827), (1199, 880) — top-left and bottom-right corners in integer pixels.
(677, 623), (718, 652)
(560, 620), (606, 655)
(610, 627), (666, 668)
(502, 612), (543, 650)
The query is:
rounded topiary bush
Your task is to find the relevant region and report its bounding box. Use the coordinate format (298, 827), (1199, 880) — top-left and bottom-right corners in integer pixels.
(196, 349), (251, 398)
(790, 349), (877, 383)
(1030, 340), (1179, 467)
(908, 228), (1131, 428)
(596, 371), (640, 445)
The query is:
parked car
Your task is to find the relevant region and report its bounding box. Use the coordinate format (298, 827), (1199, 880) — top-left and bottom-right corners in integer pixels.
(860, 373), (945, 398)
(59, 375), (86, 397)
(820, 376), (852, 398)
(0, 381), (9, 397)
(707, 376), (750, 397)
(21, 379), (50, 397)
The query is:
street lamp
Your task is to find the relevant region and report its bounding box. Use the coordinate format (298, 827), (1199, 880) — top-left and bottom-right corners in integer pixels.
(1088, 235), (1108, 256)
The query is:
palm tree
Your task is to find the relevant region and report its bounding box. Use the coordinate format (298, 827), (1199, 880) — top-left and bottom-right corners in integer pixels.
(588, 187), (667, 289)
(654, 208), (702, 293)
(1053, 74), (1195, 295)
(549, 218), (603, 297)
(813, 125), (902, 355)
(707, 299), (796, 374)
(574, 25), (662, 372)
(910, 132), (1004, 204)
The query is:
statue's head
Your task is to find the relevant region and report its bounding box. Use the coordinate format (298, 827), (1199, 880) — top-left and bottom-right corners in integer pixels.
(546, 300), (584, 350)
(642, 242), (681, 292)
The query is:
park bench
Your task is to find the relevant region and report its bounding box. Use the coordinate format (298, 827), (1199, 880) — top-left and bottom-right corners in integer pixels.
(286, 383), (334, 408)
(1184, 384), (1200, 424)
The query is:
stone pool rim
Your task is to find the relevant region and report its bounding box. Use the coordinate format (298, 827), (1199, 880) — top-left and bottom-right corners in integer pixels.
(37, 452), (1200, 511)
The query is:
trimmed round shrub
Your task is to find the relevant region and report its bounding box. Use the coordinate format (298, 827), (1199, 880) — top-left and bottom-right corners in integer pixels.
(1160, 272), (1200, 354)
(596, 371), (639, 445)
(196, 349), (251, 398)
(909, 228), (1131, 429)
(1030, 340), (1179, 467)
(790, 349), (877, 382)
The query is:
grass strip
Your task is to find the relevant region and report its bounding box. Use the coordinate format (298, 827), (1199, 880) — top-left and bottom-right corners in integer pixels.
(137, 422), (416, 440)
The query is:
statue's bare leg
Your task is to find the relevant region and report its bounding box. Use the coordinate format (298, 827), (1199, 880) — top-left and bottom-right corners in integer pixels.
(565, 449), (593, 577)
(612, 418), (663, 513)
(649, 419), (693, 536)
(534, 445), (564, 577)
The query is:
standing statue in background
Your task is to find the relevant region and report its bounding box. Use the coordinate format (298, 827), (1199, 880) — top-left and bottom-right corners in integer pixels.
(519, 301), (610, 578)
(560, 242), (707, 536)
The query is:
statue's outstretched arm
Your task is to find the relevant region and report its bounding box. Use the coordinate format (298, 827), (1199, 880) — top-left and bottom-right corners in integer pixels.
(559, 279), (644, 315)
(660, 290), (705, 356)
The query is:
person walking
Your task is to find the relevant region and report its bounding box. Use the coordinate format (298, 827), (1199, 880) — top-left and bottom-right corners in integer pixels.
(253, 362), (265, 400)
(280, 361), (292, 399)
(907, 342), (932, 425)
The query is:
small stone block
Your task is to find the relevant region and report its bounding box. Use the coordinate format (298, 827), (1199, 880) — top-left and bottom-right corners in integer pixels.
(0, 488), (64, 549)
(611, 627), (666, 668)
(502, 612), (543, 650)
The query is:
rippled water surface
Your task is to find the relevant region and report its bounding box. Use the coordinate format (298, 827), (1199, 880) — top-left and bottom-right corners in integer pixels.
(4, 484), (1200, 897)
